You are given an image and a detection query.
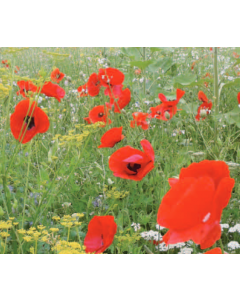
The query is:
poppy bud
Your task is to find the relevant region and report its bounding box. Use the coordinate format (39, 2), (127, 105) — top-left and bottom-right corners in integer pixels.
(165, 111), (171, 120)
(200, 109), (207, 118)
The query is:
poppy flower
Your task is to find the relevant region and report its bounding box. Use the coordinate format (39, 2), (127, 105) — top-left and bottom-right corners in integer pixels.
(204, 247), (223, 254)
(87, 73), (102, 97)
(99, 68), (124, 98)
(83, 117), (92, 124)
(77, 84), (88, 97)
(233, 52), (240, 59)
(109, 139), (154, 181)
(88, 105), (112, 127)
(112, 88), (131, 113)
(17, 81), (38, 97)
(158, 89), (185, 107)
(2, 60), (9, 68)
(84, 216), (117, 254)
(10, 99), (50, 144)
(237, 92), (240, 107)
(14, 66), (20, 74)
(98, 127), (125, 148)
(40, 82), (65, 102)
(130, 112), (149, 130)
(51, 68), (65, 83)
(157, 160), (235, 249)
(195, 91), (212, 121)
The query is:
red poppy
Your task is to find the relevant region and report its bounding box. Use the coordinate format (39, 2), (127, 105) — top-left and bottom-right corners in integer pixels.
(233, 52), (240, 59)
(51, 68), (65, 83)
(98, 127), (125, 148)
(109, 139), (155, 181)
(195, 91), (212, 121)
(237, 92), (240, 107)
(158, 89), (185, 107)
(157, 160), (235, 249)
(84, 216), (117, 254)
(2, 60), (9, 68)
(87, 105), (112, 127)
(204, 247), (223, 254)
(191, 61), (196, 70)
(83, 117), (92, 124)
(16, 81), (38, 97)
(77, 84), (88, 97)
(148, 104), (178, 121)
(40, 82), (65, 102)
(99, 68), (124, 98)
(14, 66), (20, 74)
(87, 73), (102, 97)
(112, 88), (131, 113)
(210, 47), (213, 51)
(10, 99), (50, 144)
(130, 112), (149, 130)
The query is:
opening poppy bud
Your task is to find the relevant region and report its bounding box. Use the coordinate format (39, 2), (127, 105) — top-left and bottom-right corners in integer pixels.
(164, 111), (171, 120)
(200, 109), (207, 118)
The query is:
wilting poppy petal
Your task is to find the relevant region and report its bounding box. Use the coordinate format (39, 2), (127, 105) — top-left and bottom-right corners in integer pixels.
(10, 99), (50, 144)
(98, 127), (125, 148)
(84, 216), (117, 254)
(109, 139), (154, 181)
(157, 160), (235, 249)
(40, 82), (65, 102)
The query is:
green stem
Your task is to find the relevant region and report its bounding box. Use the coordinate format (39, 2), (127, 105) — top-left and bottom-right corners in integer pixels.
(213, 47), (219, 140)
(218, 238), (225, 254)
(143, 47), (146, 96)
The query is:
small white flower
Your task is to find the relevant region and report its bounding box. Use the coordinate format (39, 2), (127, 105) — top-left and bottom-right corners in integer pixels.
(139, 77), (144, 83)
(228, 241), (240, 250)
(178, 247), (193, 254)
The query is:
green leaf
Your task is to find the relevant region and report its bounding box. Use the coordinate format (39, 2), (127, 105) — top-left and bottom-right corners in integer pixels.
(121, 47), (141, 60)
(147, 57), (174, 73)
(216, 107), (240, 128)
(130, 60), (153, 69)
(174, 73), (197, 88)
(221, 78), (240, 89)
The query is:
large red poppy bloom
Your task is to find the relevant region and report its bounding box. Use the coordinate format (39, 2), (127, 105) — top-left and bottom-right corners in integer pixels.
(195, 91), (212, 121)
(109, 139), (154, 181)
(17, 81), (38, 97)
(40, 82), (65, 102)
(10, 99), (50, 144)
(88, 105), (112, 127)
(99, 68), (124, 98)
(130, 112), (149, 130)
(98, 127), (125, 148)
(77, 84), (88, 97)
(87, 73), (102, 97)
(112, 88), (131, 113)
(157, 160), (235, 249)
(51, 68), (65, 83)
(84, 216), (117, 254)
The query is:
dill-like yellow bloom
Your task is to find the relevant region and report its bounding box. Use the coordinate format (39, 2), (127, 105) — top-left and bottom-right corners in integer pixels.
(17, 229), (26, 235)
(23, 236), (32, 242)
(50, 228), (59, 232)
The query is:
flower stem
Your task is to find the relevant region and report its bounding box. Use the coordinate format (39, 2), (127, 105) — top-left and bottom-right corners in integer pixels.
(218, 238), (225, 254)
(213, 47), (219, 140)
(143, 47), (146, 96)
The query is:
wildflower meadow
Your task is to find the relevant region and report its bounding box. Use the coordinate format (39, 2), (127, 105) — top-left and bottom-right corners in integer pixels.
(1, 47), (240, 255)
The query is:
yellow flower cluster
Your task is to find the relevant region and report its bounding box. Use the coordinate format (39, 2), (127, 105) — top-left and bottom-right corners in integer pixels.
(59, 213), (83, 228)
(0, 220), (12, 230)
(18, 226), (49, 243)
(0, 83), (11, 98)
(115, 232), (141, 251)
(52, 240), (86, 254)
(53, 123), (101, 147)
(103, 185), (129, 200)
(2, 47), (29, 54)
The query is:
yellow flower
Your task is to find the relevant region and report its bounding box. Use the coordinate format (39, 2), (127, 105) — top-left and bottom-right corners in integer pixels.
(30, 247), (35, 254)
(0, 232), (10, 238)
(41, 236), (48, 242)
(50, 228), (59, 233)
(23, 236), (32, 242)
(52, 216), (60, 221)
(17, 229), (26, 235)
(13, 222), (19, 226)
(37, 225), (46, 230)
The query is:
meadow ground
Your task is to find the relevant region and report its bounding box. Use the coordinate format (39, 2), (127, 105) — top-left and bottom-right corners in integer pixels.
(1, 47), (240, 254)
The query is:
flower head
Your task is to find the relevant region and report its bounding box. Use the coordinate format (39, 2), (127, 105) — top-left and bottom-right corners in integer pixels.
(99, 67), (124, 98)
(98, 127), (125, 148)
(87, 73), (102, 97)
(84, 216), (117, 254)
(10, 99), (50, 144)
(77, 84), (88, 97)
(112, 88), (131, 113)
(109, 139), (155, 181)
(87, 105), (112, 127)
(40, 82), (65, 102)
(157, 160), (235, 249)
(51, 68), (65, 83)
(17, 81), (38, 97)
(195, 91), (212, 121)
(130, 112), (149, 130)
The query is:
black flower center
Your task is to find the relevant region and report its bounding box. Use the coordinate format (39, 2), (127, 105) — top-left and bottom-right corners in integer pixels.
(98, 112), (104, 117)
(156, 111), (161, 115)
(24, 116), (35, 130)
(127, 163), (141, 174)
